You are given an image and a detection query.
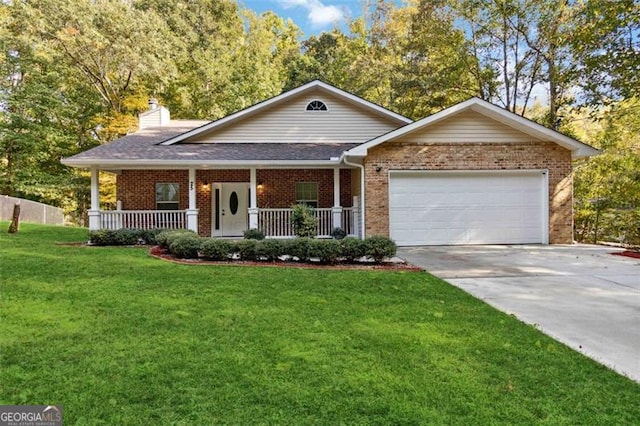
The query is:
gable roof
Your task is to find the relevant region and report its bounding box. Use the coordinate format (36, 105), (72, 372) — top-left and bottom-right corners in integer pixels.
(61, 122), (354, 169)
(159, 80), (412, 146)
(346, 97), (599, 159)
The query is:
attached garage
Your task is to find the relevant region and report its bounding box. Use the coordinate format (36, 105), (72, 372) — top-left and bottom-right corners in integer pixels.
(388, 170), (548, 246)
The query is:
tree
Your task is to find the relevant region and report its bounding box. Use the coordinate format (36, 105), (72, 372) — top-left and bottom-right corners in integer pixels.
(450, 0), (576, 127)
(573, 99), (640, 245)
(15, 0), (175, 140)
(571, 0), (640, 104)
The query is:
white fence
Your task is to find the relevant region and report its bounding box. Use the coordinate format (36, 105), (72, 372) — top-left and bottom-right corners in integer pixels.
(258, 207), (355, 238)
(97, 207), (357, 237)
(100, 210), (186, 230)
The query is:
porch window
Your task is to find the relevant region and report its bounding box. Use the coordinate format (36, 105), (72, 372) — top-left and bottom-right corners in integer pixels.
(295, 182), (318, 208)
(156, 183), (180, 210)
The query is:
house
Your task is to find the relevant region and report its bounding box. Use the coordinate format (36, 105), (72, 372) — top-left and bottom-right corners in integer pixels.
(62, 80), (598, 245)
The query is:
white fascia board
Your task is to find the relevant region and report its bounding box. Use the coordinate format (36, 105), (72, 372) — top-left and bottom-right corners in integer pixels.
(346, 97), (599, 159)
(61, 158), (342, 169)
(159, 80), (412, 146)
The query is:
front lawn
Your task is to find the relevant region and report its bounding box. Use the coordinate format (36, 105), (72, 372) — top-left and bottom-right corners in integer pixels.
(1, 224), (638, 424)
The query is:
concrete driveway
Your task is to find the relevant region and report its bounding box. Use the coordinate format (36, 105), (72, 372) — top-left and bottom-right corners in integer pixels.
(397, 244), (640, 382)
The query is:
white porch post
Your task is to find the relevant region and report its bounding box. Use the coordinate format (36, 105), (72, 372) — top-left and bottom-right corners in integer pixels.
(186, 168), (198, 232)
(248, 168), (259, 230)
(88, 167), (101, 230)
(332, 167), (343, 229)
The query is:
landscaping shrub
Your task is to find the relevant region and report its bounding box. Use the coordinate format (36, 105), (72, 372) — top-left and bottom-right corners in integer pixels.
(115, 228), (142, 245)
(139, 228), (165, 245)
(340, 237), (367, 262)
(200, 239), (232, 261)
(286, 237), (312, 262)
(89, 229), (141, 245)
(364, 235), (397, 263)
(243, 228), (265, 240)
(88, 229), (118, 246)
(291, 204), (317, 238)
(236, 239), (258, 261)
(331, 227), (347, 240)
(309, 238), (341, 264)
(256, 239), (284, 261)
(168, 234), (202, 259)
(156, 229), (196, 249)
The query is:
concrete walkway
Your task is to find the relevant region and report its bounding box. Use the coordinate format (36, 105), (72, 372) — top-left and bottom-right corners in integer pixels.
(398, 244), (640, 382)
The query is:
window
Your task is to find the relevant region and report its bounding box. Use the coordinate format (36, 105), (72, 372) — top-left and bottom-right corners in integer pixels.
(156, 183), (180, 210)
(295, 182), (318, 208)
(306, 100), (327, 111)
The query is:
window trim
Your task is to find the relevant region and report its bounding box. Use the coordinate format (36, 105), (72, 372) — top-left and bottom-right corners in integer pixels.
(156, 182), (180, 210)
(295, 182), (318, 208)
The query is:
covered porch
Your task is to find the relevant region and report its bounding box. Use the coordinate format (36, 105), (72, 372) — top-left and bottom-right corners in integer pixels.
(88, 167), (362, 238)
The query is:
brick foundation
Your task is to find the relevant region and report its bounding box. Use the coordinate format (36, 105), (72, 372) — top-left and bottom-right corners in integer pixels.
(363, 142), (573, 243)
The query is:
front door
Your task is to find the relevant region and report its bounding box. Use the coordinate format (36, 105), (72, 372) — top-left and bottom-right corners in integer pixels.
(220, 183), (249, 237)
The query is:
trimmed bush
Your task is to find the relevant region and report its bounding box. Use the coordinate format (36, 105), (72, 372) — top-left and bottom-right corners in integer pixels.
(340, 237), (367, 262)
(364, 235), (397, 263)
(139, 228), (165, 245)
(168, 234), (202, 259)
(244, 228), (265, 240)
(236, 239), (258, 261)
(309, 238), (341, 264)
(256, 239), (285, 261)
(89, 229), (141, 246)
(115, 228), (143, 245)
(89, 229), (118, 246)
(200, 239), (232, 261)
(331, 227), (347, 240)
(291, 204), (317, 238)
(156, 229), (196, 249)
(286, 237), (312, 262)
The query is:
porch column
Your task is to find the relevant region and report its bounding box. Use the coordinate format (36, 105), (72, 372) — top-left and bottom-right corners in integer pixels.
(248, 168), (259, 229)
(186, 168), (198, 232)
(332, 167), (343, 229)
(88, 167), (101, 230)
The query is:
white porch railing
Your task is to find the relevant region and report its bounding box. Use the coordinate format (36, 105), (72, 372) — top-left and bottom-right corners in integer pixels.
(258, 207), (355, 238)
(100, 210), (187, 230)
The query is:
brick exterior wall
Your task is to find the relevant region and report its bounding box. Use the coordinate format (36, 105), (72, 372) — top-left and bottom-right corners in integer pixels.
(116, 169), (353, 236)
(117, 170), (189, 210)
(363, 141), (573, 243)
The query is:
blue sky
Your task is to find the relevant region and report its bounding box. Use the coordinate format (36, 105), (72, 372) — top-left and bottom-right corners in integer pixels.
(241, 0), (360, 37)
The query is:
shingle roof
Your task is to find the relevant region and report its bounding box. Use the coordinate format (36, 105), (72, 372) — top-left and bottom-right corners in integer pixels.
(63, 122), (357, 166)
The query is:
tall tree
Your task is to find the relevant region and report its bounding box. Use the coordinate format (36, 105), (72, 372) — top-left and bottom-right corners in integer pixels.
(571, 0), (640, 104)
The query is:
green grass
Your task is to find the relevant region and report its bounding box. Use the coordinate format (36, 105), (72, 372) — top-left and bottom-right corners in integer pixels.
(1, 223), (638, 424)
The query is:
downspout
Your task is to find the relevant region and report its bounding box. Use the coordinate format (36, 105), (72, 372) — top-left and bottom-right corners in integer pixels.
(340, 154), (366, 239)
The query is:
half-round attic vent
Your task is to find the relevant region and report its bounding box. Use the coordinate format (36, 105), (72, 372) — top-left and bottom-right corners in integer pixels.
(306, 100), (328, 111)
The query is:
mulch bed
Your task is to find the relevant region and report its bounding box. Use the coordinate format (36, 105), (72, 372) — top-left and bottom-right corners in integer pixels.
(612, 250), (640, 259)
(149, 246), (423, 271)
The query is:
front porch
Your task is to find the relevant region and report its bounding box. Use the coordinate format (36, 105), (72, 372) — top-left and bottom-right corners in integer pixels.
(95, 205), (358, 238)
(88, 167), (362, 238)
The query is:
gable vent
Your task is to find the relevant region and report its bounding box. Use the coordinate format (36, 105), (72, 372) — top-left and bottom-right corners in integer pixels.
(306, 100), (328, 111)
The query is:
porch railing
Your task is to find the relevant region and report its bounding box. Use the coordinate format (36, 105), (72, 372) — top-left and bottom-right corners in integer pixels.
(258, 207), (355, 238)
(100, 210), (187, 230)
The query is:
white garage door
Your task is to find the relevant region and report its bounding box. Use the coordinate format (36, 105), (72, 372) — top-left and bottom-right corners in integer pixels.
(389, 171), (547, 246)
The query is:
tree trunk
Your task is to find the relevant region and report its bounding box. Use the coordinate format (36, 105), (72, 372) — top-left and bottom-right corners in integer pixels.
(8, 203), (20, 233)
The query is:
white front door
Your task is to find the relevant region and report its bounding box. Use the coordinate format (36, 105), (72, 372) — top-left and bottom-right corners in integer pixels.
(220, 183), (249, 237)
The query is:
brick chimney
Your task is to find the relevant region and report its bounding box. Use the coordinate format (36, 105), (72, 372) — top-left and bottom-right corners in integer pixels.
(138, 98), (170, 130)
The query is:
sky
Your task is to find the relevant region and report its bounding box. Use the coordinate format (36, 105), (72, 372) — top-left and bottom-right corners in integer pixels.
(241, 0), (359, 37)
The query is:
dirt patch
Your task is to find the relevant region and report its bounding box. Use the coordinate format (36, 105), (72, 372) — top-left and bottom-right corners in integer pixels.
(612, 250), (640, 260)
(149, 246), (423, 272)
